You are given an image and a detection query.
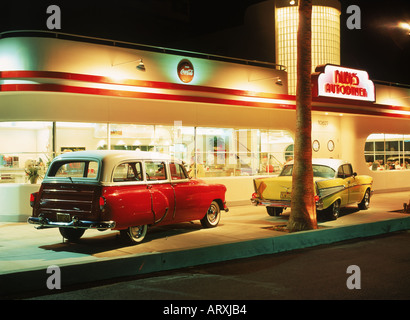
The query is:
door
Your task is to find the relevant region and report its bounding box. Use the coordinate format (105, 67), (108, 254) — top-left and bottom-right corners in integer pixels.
(169, 162), (202, 222)
(144, 161), (175, 225)
(341, 164), (361, 203)
(108, 161), (152, 229)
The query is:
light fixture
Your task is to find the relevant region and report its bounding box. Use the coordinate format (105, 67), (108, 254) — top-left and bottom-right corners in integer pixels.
(289, 0), (296, 5)
(248, 76), (283, 85)
(111, 58), (146, 71)
(399, 22), (410, 35)
(136, 59), (146, 71)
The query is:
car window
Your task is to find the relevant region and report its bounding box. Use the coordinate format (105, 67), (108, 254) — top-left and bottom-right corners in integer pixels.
(113, 162), (142, 182)
(145, 161), (167, 181)
(48, 160), (99, 178)
(279, 165), (293, 176)
(280, 164), (335, 178)
(337, 165), (344, 178)
(337, 164), (353, 178)
(170, 162), (188, 180)
(342, 164), (353, 177)
(312, 165), (335, 178)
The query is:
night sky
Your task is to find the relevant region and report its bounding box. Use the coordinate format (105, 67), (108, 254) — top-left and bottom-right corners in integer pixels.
(0, 0), (409, 84)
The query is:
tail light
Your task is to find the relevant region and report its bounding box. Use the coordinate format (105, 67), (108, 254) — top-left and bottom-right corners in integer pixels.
(251, 192), (259, 199)
(314, 195), (320, 202)
(99, 196), (106, 211)
(30, 192), (38, 208)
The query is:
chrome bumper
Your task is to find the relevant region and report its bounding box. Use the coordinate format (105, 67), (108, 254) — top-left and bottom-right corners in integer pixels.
(250, 198), (290, 208)
(251, 198), (323, 210)
(28, 215), (116, 230)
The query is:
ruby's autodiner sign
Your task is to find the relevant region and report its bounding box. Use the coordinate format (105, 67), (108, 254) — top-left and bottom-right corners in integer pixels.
(312, 64), (375, 102)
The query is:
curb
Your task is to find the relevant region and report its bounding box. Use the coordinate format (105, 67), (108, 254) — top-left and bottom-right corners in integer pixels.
(1, 216), (409, 298)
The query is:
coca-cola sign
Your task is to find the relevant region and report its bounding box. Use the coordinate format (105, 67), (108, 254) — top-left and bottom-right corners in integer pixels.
(177, 59), (194, 83)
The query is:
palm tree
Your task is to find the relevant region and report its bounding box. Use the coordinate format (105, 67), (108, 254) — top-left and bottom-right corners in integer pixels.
(287, 0), (318, 232)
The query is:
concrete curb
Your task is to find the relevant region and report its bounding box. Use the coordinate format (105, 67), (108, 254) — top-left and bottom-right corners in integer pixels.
(1, 216), (409, 298)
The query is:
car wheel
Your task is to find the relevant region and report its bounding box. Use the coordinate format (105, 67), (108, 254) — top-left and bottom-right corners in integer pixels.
(201, 201), (221, 228)
(59, 227), (85, 242)
(358, 189), (371, 210)
(266, 207), (283, 216)
(327, 200), (341, 220)
(120, 225), (147, 244)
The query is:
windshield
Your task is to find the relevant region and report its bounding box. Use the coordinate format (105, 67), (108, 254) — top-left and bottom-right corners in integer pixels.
(47, 160), (99, 179)
(280, 164), (336, 179)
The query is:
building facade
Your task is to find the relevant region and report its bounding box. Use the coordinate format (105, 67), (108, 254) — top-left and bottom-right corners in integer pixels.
(0, 31), (409, 222)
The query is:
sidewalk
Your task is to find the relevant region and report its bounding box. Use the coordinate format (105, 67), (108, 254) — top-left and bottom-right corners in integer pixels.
(1, 191), (409, 298)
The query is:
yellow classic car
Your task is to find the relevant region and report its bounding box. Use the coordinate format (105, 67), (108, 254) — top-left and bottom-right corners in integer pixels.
(251, 159), (373, 220)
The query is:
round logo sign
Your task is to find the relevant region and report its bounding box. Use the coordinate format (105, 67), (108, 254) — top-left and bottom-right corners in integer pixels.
(177, 59), (194, 83)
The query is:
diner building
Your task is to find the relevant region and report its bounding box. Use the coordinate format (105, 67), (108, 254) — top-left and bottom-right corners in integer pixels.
(0, 30), (409, 222)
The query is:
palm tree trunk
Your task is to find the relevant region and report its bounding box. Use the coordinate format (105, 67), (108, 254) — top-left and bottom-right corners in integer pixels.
(287, 0), (317, 232)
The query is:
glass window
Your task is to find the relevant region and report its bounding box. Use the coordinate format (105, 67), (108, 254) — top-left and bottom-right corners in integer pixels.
(56, 122), (108, 153)
(48, 160), (99, 179)
(195, 127), (294, 177)
(365, 134), (410, 171)
(279, 165), (293, 176)
(313, 165), (336, 179)
(145, 161), (167, 181)
(170, 162), (188, 180)
(109, 123), (195, 166)
(342, 164), (353, 178)
(113, 162), (143, 182)
(280, 164), (335, 179)
(0, 120), (294, 182)
(0, 121), (53, 183)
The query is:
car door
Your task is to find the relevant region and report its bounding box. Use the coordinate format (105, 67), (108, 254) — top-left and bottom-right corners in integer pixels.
(144, 160), (175, 225)
(341, 164), (361, 204)
(107, 161), (153, 229)
(336, 165), (349, 206)
(169, 161), (202, 222)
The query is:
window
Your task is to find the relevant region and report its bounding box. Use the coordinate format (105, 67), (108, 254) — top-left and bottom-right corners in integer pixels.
(365, 134), (410, 171)
(170, 162), (188, 180)
(113, 162), (143, 182)
(0, 121), (53, 183)
(0, 120), (294, 182)
(280, 164), (335, 178)
(337, 164), (353, 178)
(195, 127), (294, 177)
(145, 161), (167, 181)
(48, 160), (99, 178)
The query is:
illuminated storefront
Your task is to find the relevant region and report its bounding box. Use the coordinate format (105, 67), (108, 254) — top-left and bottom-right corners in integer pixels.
(0, 32), (409, 222)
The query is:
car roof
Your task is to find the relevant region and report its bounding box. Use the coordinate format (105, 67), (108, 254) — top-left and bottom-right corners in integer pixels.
(53, 150), (173, 164)
(286, 158), (349, 171)
(50, 150), (180, 183)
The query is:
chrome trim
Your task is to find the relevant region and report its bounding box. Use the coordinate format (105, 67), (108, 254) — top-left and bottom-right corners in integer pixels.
(251, 198), (290, 208)
(27, 216), (115, 230)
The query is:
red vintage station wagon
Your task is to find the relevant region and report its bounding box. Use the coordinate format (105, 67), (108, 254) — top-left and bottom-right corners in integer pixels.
(28, 150), (228, 244)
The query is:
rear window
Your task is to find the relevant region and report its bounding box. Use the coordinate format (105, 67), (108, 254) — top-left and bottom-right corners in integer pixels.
(47, 160), (99, 178)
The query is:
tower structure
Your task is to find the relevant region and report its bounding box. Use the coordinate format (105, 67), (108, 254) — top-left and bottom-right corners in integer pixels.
(275, 0), (341, 94)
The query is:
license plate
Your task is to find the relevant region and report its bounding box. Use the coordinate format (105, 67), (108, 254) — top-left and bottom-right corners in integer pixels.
(57, 213), (71, 222)
(280, 191), (292, 200)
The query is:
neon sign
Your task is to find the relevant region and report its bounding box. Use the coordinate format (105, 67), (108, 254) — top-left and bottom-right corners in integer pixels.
(313, 65), (375, 102)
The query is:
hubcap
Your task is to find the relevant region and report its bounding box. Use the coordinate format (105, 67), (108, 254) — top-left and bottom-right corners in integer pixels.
(130, 225), (144, 239)
(207, 204), (219, 223)
(364, 192), (370, 207)
(333, 201), (340, 217)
